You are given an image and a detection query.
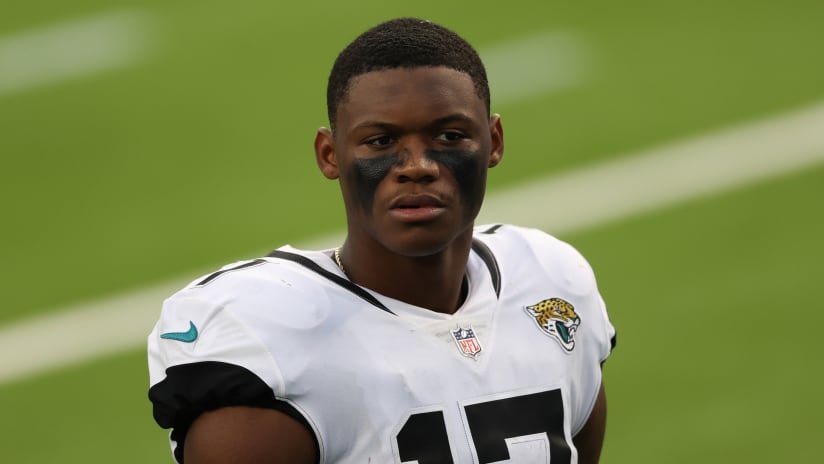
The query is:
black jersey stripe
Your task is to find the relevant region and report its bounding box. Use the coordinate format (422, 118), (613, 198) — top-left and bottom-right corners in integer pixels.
(479, 223), (503, 234)
(194, 259), (267, 287)
(471, 238), (501, 298)
(266, 249), (395, 315)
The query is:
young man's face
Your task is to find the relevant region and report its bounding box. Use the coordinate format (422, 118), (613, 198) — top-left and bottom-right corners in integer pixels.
(316, 66), (504, 257)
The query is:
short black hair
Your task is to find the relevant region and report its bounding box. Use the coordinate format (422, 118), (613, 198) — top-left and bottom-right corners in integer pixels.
(326, 18), (490, 131)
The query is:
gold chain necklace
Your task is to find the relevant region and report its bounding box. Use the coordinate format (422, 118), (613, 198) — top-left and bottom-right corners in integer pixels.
(333, 247), (346, 275)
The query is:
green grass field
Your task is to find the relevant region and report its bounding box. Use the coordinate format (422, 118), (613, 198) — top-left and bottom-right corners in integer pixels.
(1, 1), (823, 462)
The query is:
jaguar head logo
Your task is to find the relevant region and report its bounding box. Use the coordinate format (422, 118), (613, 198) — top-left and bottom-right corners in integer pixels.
(525, 297), (581, 352)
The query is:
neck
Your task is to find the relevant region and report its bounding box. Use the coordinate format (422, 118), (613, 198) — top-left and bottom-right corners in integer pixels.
(338, 231), (473, 314)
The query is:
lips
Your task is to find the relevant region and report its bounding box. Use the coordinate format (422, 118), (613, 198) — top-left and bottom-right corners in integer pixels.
(390, 194), (445, 209)
(388, 194), (447, 222)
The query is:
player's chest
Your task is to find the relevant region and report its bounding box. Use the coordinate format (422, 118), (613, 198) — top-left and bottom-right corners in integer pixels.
(300, 301), (585, 463)
(304, 285), (590, 402)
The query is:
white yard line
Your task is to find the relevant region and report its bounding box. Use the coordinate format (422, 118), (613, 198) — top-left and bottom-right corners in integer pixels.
(2, 100), (823, 385)
(0, 9), (153, 97)
(477, 101), (824, 231)
(483, 30), (589, 104)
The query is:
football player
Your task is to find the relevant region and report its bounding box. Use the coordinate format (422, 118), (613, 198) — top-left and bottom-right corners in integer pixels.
(149, 17), (616, 464)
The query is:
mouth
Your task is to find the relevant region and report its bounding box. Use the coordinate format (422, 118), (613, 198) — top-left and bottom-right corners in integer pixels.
(390, 194), (445, 209)
(388, 194), (447, 222)
(555, 321), (570, 344)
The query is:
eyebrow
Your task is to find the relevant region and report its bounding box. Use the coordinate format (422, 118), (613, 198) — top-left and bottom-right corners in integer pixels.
(431, 113), (476, 127)
(352, 113), (477, 132)
(352, 121), (400, 132)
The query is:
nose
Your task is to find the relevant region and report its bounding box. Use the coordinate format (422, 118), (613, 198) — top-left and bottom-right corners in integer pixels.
(394, 139), (439, 183)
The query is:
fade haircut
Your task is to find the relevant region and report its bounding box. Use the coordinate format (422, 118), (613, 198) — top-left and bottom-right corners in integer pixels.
(326, 18), (490, 131)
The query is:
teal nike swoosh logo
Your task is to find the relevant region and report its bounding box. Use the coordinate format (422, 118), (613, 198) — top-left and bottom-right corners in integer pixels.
(160, 321), (198, 343)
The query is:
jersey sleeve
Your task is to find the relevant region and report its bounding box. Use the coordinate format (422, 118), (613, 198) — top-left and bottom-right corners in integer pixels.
(484, 224), (617, 435)
(596, 293), (617, 364)
(147, 291), (296, 463)
(516, 225), (617, 363)
(573, 249), (616, 365)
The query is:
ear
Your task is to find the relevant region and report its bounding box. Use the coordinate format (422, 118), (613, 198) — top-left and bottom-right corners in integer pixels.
(314, 127), (339, 179)
(487, 113), (504, 168)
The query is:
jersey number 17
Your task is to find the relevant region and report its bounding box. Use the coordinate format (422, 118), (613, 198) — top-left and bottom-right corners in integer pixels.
(394, 388), (572, 463)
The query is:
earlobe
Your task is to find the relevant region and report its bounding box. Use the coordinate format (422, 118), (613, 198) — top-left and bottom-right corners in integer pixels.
(314, 127), (340, 179)
(488, 114), (504, 168)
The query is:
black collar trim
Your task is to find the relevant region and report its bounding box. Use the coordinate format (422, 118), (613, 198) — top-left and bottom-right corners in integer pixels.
(266, 239), (501, 314)
(266, 249), (395, 315)
(470, 238), (501, 298)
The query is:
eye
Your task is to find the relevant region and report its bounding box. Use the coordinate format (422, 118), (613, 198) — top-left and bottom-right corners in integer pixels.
(366, 135), (395, 147)
(435, 131), (466, 142)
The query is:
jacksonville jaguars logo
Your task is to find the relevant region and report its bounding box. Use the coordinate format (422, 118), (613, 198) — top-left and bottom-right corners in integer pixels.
(525, 298), (581, 352)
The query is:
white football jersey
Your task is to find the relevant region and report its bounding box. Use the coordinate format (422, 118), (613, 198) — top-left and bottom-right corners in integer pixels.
(148, 224), (616, 463)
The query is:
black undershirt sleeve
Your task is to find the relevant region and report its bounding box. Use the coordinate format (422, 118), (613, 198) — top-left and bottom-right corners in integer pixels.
(149, 361), (317, 463)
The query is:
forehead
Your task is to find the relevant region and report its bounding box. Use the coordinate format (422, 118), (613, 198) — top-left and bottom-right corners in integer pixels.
(337, 67), (486, 130)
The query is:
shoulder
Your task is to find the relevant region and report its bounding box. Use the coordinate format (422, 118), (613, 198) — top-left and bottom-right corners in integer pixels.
(148, 248), (339, 385)
(176, 247), (337, 299)
(474, 223), (583, 256)
(164, 248), (339, 322)
(474, 223), (598, 292)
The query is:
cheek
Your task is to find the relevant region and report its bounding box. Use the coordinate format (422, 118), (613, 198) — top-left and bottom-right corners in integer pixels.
(426, 149), (487, 213)
(347, 152), (401, 214)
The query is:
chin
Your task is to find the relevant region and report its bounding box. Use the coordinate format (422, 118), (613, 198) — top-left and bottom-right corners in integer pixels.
(380, 222), (474, 257)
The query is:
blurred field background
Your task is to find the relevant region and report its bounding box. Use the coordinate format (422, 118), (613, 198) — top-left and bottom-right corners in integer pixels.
(1, 0), (823, 462)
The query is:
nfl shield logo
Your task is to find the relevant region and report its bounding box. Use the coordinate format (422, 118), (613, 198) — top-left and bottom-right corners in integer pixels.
(451, 326), (482, 359)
